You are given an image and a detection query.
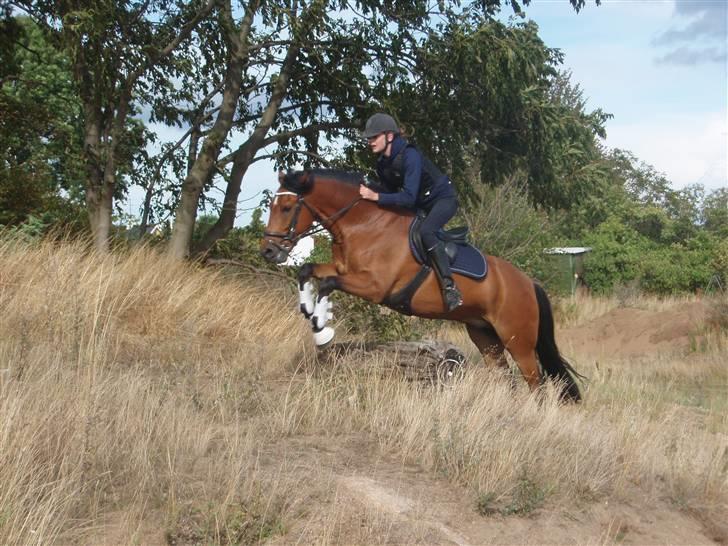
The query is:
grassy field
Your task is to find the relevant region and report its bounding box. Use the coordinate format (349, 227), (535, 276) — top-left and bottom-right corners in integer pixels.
(0, 238), (726, 544)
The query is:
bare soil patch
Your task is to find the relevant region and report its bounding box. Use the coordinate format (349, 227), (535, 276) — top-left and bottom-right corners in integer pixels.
(560, 301), (708, 359)
(264, 435), (718, 545)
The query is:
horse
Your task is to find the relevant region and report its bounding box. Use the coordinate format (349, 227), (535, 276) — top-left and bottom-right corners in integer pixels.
(260, 169), (583, 402)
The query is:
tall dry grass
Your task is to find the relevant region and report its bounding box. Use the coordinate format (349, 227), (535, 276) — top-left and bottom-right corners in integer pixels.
(0, 236), (310, 544)
(1, 236), (726, 544)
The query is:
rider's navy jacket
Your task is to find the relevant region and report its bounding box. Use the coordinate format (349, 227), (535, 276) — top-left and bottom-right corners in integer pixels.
(376, 136), (455, 208)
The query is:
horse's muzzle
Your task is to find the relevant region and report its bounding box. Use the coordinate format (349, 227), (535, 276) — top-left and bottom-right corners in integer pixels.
(260, 240), (289, 264)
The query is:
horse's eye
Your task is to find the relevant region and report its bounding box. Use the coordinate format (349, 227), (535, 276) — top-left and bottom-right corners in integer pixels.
(282, 206), (292, 213)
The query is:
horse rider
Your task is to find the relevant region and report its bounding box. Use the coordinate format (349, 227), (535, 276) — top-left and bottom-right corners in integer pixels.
(358, 112), (463, 312)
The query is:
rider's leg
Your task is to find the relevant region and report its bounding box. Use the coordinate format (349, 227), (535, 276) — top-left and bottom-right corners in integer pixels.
(420, 197), (462, 312)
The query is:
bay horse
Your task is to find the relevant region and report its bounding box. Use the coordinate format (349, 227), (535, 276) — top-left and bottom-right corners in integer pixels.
(260, 169), (582, 402)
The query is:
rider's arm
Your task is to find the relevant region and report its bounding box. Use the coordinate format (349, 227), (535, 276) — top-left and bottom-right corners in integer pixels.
(376, 147), (422, 208)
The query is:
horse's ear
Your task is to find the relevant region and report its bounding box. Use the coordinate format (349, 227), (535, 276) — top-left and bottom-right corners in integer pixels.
(299, 170), (314, 192)
(278, 170), (285, 184)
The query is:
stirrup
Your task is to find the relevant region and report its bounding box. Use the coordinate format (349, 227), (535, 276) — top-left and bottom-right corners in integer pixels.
(442, 285), (463, 311)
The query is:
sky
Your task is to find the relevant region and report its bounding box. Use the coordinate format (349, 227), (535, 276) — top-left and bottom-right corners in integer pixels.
(126, 0), (727, 226)
(521, 0), (727, 192)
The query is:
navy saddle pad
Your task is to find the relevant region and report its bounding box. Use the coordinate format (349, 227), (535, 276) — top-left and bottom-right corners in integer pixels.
(408, 218), (488, 279)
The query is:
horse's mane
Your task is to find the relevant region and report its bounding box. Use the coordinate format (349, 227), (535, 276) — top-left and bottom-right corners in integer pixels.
(282, 169), (368, 194)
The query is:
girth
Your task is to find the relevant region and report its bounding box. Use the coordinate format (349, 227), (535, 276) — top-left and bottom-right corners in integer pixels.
(381, 212), (470, 315)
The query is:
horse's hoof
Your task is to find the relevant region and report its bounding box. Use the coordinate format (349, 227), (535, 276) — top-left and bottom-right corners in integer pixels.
(313, 326), (335, 347)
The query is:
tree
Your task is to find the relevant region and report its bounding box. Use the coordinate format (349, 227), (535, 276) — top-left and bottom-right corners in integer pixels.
(8, 0), (215, 252)
(337, 23), (610, 212)
(167, 0), (439, 258)
(162, 0), (601, 258)
(0, 17), (85, 229)
(702, 188), (728, 238)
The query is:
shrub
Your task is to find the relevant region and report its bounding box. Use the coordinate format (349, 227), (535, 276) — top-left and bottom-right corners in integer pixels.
(460, 175), (556, 279)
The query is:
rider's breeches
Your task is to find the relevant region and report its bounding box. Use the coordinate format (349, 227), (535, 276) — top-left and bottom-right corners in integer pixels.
(420, 197), (458, 250)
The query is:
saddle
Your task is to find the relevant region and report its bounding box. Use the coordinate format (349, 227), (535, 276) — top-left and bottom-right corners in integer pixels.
(382, 213), (487, 315)
(408, 212), (487, 280)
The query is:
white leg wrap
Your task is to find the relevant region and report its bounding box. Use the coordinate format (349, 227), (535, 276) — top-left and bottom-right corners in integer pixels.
(312, 296), (332, 330)
(298, 281), (315, 317)
(313, 326), (335, 347)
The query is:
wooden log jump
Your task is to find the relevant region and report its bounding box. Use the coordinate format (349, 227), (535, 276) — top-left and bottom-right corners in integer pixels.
(316, 340), (467, 386)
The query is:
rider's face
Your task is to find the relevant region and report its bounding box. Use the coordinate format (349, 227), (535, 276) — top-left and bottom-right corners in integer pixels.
(367, 132), (390, 154)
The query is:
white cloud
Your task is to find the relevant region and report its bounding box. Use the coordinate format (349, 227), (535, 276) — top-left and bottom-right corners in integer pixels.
(652, 0), (727, 65)
(606, 110), (727, 190)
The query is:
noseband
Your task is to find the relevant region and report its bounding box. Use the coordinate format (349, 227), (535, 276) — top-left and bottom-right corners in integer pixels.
(263, 190), (361, 251)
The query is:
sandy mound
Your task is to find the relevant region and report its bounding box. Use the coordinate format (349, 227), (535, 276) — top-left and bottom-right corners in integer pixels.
(560, 301), (708, 359)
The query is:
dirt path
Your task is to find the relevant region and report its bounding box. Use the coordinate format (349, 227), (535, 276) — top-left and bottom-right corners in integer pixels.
(264, 435), (718, 545)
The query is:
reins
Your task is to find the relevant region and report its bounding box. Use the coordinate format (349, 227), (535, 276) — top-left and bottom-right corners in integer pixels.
(263, 191), (362, 248)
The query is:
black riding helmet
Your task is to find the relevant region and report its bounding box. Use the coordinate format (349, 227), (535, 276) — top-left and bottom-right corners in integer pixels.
(362, 113), (400, 138)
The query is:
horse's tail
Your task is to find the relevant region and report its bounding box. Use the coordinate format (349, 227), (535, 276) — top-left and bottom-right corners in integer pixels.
(534, 283), (583, 403)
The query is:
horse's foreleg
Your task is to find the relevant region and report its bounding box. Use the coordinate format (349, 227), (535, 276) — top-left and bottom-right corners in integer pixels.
(297, 263), (338, 317)
(297, 264), (339, 346)
(305, 270), (383, 347)
(297, 264), (317, 318)
(309, 276), (338, 345)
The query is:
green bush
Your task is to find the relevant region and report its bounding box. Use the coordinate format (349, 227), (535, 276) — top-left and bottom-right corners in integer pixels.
(581, 217), (648, 294)
(639, 237), (715, 294)
(711, 238), (728, 290)
(583, 218), (721, 295)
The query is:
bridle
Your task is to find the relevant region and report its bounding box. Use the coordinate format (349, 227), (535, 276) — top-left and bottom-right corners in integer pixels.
(263, 190), (361, 253)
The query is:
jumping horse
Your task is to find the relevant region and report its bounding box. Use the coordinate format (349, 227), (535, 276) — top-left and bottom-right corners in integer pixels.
(261, 170), (582, 402)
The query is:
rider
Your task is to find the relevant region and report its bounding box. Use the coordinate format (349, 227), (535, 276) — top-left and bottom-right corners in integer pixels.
(359, 112), (463, 312)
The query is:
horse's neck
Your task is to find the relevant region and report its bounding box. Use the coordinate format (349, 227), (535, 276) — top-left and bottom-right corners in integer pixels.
(307, 186), (402, 238)
(308, 184), (359, 218)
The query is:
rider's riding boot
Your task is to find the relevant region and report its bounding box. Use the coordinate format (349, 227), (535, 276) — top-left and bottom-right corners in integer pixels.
(427, 242), (463, 312)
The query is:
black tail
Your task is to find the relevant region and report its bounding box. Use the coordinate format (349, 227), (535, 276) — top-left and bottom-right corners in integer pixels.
(534, 283), (583, 403)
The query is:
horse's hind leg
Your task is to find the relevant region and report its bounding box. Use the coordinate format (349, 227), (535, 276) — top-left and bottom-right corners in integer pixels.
(465, 324), (508, 370)
(506, 341), (542, 393)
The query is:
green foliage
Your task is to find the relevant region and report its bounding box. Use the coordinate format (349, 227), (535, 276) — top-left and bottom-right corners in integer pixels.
(501, 474), (549, 516)
(476, 473), (550, 517)
(0, 17), (85, 228)
(702, 188), (728, 238)
(557, 149), (725, 296)
(638, 236), (716, 295)
(709, 237), (728, 290)
(476, 492), (499, 516)
(581, 217), (648, 294)
(193, 207), (278, 270)
(307, 234), (333, 265)
(582, 218), (722, 295)
(459, 174), (557, 281)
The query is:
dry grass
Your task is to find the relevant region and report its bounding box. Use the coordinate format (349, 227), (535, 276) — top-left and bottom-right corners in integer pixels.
(0, 236), (726, 544)
(551, 290), (705, 328)
(0, 236), (309, 544)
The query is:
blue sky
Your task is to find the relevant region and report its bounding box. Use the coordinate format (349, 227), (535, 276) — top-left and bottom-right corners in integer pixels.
(521, 0), (726, 191)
